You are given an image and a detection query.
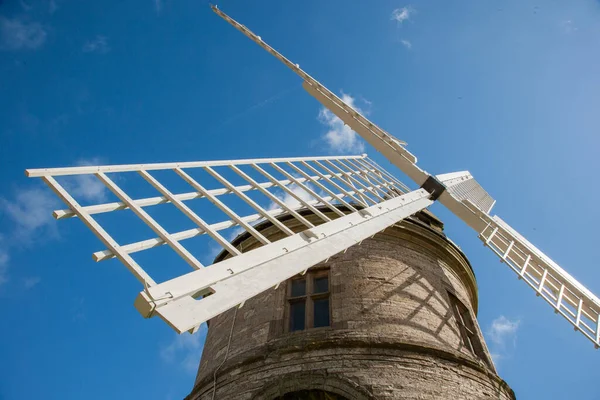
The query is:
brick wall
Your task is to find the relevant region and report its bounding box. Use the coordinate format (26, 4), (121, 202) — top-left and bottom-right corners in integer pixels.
(186, 211), (515, 400)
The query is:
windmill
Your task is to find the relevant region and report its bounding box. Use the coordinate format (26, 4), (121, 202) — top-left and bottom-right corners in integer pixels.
(25, 6), (600, 352)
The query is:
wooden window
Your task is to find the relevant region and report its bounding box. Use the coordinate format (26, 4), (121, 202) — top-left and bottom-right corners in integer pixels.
(448, 291), (489, 363)
(287, 269), (331, 332)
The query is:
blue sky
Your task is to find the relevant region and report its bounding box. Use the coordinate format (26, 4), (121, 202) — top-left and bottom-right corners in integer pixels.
(1, 0), (600, 399)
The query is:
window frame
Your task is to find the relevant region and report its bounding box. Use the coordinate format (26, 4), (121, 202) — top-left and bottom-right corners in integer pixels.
(286, 267), (331, 332)
(447, 291), (491, 366)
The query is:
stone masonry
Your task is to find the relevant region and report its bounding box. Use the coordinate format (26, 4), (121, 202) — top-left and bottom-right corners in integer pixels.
(186, 208), (515, 400)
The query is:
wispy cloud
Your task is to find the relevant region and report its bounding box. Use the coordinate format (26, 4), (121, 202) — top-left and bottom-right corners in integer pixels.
(19, 0), (33, 11)
(69, 174), (108, 202)
(82, 35), (110, 54)
(560, 20), (578, 34)
(400, 39), (412, 49)
(487, 315), (520, 365)
(160, 325), (208, 373)
(0, 236), (9, 285)
(71, 297), (86, 321)
(63, 158), (108, 202)
(391, 6), (414, 24)
(0, 186), (58, 285)
(154, 0), (162, 15)
(0, 187), (59, 243)
(318, 92), (367, 154)
(24, 276), (41, 289)
(49, 0), (59, 14)
(488, 316), (519, 345)
(0, 17), (47, 51)
(269, 184), (317, 210)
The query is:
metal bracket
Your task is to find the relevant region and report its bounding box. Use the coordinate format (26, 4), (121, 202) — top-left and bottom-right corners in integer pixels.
(420, 175), (446, 201)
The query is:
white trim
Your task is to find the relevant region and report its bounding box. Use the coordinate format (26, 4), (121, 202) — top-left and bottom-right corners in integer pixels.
(26, 154), (367, 177)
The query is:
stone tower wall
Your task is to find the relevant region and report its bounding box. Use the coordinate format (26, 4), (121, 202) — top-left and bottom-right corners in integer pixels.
(186, 210), (515, 400)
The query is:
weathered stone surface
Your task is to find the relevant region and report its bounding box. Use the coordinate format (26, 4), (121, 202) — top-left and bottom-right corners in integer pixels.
(186, 210), (515, 400)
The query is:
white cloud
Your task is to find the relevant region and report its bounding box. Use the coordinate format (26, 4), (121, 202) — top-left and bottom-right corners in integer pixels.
(24, 276), (41, 289)
(69, 174), (108, 202)
(160, 325), (207, 374)
(63, 158), (108, 202)
(488, 315), (520, 346)
(154, 0), (162, 14)
(0, 187), (59, 243)
(0, 159), (107, 286)
(0, 186), (59, 284)
(82, 35), (110, 54)
(487, 316), (519, 366)
(0, 17), (47, 50)
(391, 6), (414, 24)
(269, 184), (316, 211)
(318, 92), (366, 154)
(400, 39), (412, 49)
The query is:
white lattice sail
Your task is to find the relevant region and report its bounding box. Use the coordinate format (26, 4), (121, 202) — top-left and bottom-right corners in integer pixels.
(27, 155), (437, 333)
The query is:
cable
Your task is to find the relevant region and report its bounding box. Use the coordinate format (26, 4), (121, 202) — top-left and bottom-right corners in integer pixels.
(211, 305), (239, 400)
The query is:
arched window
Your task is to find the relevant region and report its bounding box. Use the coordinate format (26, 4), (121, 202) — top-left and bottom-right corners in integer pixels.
(273, 390), (349, 400)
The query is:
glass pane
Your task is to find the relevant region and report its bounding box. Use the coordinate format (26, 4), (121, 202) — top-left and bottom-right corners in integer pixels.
(291, 279), (306, 297)
(313, 298), (330, 328)
(313, 276), (329, 293)
(290, 301), (305, 331)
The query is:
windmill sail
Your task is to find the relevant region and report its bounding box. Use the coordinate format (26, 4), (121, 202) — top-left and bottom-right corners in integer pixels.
(212, 6), (600, 348)
(27, 155), (431, 333)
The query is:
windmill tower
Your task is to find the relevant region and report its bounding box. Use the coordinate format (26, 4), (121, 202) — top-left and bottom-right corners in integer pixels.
(186, 208), (515, 399)
(25, 5), (599, 400)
